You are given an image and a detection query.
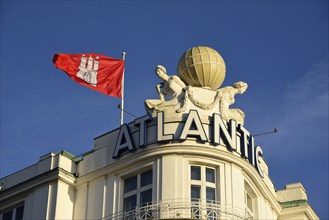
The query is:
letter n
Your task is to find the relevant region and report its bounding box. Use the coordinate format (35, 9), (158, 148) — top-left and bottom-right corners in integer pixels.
(180, 110), (208, 142)
(213, 113), (237, 150)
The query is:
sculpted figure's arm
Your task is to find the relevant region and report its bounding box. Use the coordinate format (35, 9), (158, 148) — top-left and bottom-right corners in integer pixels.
(156, 83), (165, 102)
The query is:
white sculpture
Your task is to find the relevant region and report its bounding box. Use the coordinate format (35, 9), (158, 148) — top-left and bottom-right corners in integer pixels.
(217, 81), (248, 125)
(144, 47), (248, 125)
(144, 65), (186, 114)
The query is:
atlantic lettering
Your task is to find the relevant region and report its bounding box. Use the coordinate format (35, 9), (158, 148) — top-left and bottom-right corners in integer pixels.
(112, 110), (265, 177)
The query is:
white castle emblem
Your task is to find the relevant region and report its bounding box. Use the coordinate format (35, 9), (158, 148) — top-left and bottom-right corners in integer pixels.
(76, 55), (99, 86)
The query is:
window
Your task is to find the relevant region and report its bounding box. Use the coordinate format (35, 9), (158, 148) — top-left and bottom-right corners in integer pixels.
(123, 170), (153, 212)
(245, 191), (253, 212)
(190, 166), (216, 201)
(244, 181), (257, 218)
(0, 204), (24, 220)
(190, 165), (217, 219)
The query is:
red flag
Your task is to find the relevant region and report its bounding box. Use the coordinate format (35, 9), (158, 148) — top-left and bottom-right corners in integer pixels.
(53, 53), (124, 98)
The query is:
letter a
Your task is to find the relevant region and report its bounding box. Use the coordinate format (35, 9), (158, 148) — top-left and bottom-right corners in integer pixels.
(113, 124), (135, 158)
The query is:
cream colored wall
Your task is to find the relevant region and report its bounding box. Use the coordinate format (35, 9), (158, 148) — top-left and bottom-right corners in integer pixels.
(71, 150), (280, 219)
(73, 184), (88, 219)
(2, 153), (77, 220)
(257, 196), (279, 219)
(0, 139), (282, 220)
(24, 184), (49, 219)
(279, 213), (310, 220)
(0, 153), (54, 190)
(86, 178), (105, 219)
(0, 152), (76, 192)
(244, 173), (279, 219)
(19, 180), (75, 220)
(54, 180), (75, 219)
(73, 159), (160, 219)
(161, 154), (181, 200)
(46, 181), (58, 219)
(103, 175), (116, 218)
(231, 164), (245, 209)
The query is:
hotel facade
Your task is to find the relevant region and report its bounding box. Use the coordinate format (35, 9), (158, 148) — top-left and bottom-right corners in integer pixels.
(0, 47), (319, 220)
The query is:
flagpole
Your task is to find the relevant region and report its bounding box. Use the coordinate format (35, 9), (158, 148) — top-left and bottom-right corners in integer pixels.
(121, 52), (126, 125)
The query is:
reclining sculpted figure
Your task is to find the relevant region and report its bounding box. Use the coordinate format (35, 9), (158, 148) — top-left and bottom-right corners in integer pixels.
(145, 65), (186, 114)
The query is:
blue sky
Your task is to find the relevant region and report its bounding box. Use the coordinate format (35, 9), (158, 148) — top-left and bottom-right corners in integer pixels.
(1, 1), (328, 218)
